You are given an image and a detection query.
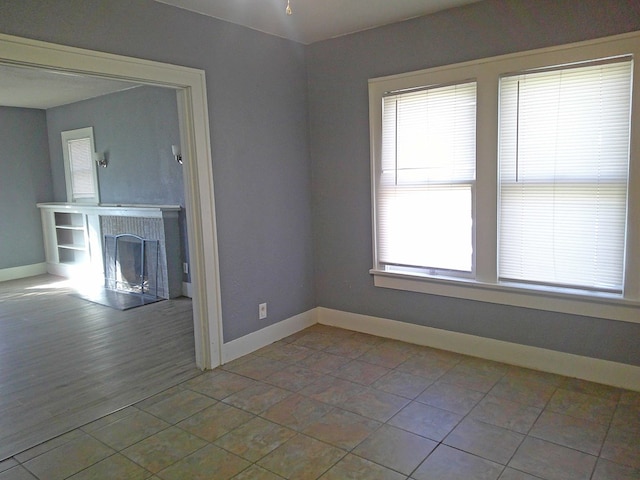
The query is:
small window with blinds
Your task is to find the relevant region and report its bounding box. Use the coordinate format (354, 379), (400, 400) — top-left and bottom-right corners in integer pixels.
(498, 58), (632, 293)
(377, 81), (476, 276)
(61, 127), (100, 204)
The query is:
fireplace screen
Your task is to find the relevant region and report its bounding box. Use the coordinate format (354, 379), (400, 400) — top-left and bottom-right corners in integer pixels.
(103, 234), (160, 298)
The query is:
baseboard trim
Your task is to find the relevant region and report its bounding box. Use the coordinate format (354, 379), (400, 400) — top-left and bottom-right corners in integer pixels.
(182, 282), (193, 298)
(0, 263), (47, 282)
(221, 309), (317, 364)
(317, 307), (640, 392)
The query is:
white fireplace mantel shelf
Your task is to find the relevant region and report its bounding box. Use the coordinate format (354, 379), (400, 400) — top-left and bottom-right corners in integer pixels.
(36, 202), (181, 219)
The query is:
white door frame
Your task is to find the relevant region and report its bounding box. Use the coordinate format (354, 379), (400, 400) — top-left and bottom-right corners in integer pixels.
(0, 33), (222, 369)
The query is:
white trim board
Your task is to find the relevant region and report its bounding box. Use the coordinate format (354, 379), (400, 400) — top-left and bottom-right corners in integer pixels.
(317, 307), (640, 392)
(221, 309), (316, 364)
(0, 263), (47, 282)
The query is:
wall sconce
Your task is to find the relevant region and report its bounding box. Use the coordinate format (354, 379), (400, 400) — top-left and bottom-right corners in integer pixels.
(93, 152), (108, 168)
(172, 145), (183, 165)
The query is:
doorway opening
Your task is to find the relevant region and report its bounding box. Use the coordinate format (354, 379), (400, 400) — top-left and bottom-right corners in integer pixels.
(0, 33), (222, 369)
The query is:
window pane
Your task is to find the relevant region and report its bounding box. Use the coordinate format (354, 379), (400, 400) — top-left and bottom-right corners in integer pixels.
(498, 59), (632, 292)
(378, 82), (476, 273)
(383, 83), (476, 185)
(378, 185), (473, 271)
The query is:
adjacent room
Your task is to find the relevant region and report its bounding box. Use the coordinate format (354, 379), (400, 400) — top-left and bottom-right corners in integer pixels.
(0, 0), (639, 479)
(0, 66), (198, 457)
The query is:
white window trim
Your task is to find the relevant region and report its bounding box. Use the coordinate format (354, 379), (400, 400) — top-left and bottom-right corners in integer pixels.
(61, 127), (100, 204)
(368, 31), (640, 324)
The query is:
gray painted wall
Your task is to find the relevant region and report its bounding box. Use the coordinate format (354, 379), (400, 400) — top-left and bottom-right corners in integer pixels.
(0, 0), (314, 343)
(46, 85), (184, 206)
(0, 107), (52, 269)
(307, 0), (640, 367)
(45, 85), (188, 280)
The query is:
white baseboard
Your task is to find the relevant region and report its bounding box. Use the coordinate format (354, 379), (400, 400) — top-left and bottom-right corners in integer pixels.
(215, 305), (640, 391)
(182, 282), (193, 298)
(317, 307), (640, 392)
(221, 309), (317, 364)
(0, 263), (47, 282)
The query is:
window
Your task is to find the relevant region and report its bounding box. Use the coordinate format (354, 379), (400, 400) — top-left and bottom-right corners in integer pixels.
(499, 60), (632, 293)
(378, 82), (476, 276)
(369, 32), (640, 323)
(61, 127), (100, 203)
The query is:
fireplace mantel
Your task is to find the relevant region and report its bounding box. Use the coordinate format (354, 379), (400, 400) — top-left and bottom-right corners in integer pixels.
(37, 203), (181, 218)
(37, 203), (183, 298)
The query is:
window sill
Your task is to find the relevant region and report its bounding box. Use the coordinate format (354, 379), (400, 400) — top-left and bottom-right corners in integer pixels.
(370, 269), (640, 324)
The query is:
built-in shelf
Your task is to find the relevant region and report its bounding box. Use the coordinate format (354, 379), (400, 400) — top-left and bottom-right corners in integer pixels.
(54, 212), (84, 227)
(54, 212), (88, 266)
(57, 244), (87, 251)
(36, 210), (92, 274)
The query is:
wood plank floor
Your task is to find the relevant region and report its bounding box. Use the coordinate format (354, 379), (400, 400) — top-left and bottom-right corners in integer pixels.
(0, 274), (199, 460)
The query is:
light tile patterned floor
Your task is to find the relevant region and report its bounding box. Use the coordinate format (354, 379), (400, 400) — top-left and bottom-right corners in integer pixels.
(1, 324), (639, 480)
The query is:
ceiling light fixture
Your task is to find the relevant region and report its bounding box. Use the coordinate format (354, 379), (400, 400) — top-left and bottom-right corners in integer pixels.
(286, 0), (292, 15)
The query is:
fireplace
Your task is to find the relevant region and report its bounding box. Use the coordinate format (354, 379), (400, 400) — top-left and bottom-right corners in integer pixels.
(38, 204), (183, 310)
(103, 234), (160, 298)
(100, 214), (181, 299)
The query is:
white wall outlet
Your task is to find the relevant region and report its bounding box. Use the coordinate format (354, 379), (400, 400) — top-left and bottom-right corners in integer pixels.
(259, 302), (267, 320)
(183, 262), (189, 274)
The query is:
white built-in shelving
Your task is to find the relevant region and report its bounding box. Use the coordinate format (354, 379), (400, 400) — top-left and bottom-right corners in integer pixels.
(53, 212), (89, 266)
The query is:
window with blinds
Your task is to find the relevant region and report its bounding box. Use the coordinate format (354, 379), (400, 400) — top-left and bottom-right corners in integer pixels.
(61, 127), (100, 204)
(68, 138), (96, 200)
(498, 59), (632, 293)
(378, 82), (476, 274)
(369, 33), (640, 321)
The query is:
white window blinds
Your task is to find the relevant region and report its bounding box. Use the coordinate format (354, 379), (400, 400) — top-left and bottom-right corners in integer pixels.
(378, 82), (476, 273)
(62, 127), (99, 204)
(498, 59), (632, 292)
(68, 138), (96, 200)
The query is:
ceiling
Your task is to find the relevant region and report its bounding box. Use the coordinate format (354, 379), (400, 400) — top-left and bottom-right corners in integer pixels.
(155, 0), (482, 45)
(0, 64), (142, 110)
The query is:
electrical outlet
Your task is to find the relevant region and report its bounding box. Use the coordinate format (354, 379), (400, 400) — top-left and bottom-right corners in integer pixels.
(259, 302), (267, 320)
(183, 262), (189, 274)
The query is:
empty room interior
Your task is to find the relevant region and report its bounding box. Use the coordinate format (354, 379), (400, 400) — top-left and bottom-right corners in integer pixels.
(0, 1), (639, 479)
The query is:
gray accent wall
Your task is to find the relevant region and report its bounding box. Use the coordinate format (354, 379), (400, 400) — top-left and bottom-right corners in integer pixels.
(0, 0), (314, 343)
(307, 0), (640, 367)
(45, 86), (184, 206)
(0, 107), (52, 269)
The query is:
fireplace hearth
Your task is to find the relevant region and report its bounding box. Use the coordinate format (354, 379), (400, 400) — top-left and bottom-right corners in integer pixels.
(92, 233), (163, 309)
(70, 233), (164, 310)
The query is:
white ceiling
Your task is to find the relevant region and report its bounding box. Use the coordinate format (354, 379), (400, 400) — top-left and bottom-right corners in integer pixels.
(0, 64), (142, 110)
(155, 0), (482, 45)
